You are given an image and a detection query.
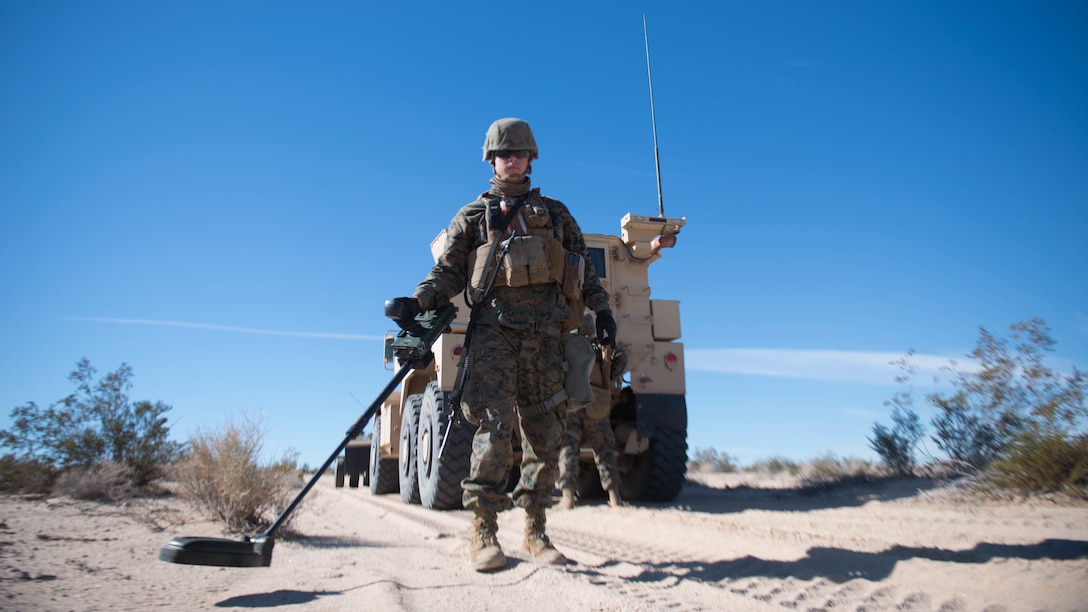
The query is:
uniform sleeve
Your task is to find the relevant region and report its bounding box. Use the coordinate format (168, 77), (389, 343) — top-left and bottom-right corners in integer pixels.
(413, 201), (486, 310)
(549, 198), (611, 314)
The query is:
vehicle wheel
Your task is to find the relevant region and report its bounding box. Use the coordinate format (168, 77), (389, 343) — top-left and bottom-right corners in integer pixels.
(619, 427), (688, 502)
(334, 457), (346, 488)
(399, 393), (423, 504)
(369, 412), (399, 495)
(360, 443), (372, 488)
(418, 381), (473, 510)
(345, 441), (369, 488)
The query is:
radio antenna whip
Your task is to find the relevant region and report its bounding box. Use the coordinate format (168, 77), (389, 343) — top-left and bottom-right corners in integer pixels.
(644, 14), (664, 217)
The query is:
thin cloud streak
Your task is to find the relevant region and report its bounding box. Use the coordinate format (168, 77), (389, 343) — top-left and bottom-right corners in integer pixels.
(686, 348), (957, 385)
(67, 317), (383, 341)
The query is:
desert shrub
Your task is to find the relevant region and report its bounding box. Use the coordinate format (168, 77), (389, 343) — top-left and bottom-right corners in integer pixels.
(798, 454), (877, 489)
(688, 447), (738, 473)
(268, 448), (305, 476)
(869, 423), (917, 477)
(173, 411), (303, 535)
(873, 319), (1087, 493)
(929, 319), (1085, 470)
(747, 456), (801, 475)
(0, 359), (184, 488)
(991, 430), (1088, 495)
(870, 352), (926, 476)
(53, 461), (135, 501)
(0, 454), (57, 494)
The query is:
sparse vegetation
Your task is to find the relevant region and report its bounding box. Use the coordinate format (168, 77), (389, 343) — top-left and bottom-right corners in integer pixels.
(688, 447), (738, 473)
(52, 460), (135, 501)
(0, 358), (184, 494)
(990, 430), (1088, 493)
(871, 318), (1087, 496)
(869, 351), (926, 476)
(796, 453), (878, 489)
(0, 455), (56, 494)
(688, 450), (883, 492)
(172, 410), (304, 535)
(746, 456), (801, 476)
(0, 359), (311, 533)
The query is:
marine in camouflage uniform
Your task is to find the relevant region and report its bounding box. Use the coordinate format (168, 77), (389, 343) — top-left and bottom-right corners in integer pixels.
(557, 314), (623, 509)
(556, 407), (622, 508)
(397, 118), (615, 573)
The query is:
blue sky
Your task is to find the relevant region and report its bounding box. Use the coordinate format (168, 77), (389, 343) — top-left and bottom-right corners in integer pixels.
(2, 1), (1086, 468)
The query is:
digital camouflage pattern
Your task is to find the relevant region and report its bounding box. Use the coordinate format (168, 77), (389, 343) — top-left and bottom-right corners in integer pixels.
(557, 407), (621, 492)
(481, 117), (539, 160)
(413, 188), (610, 513)
(460, 323), (564, 511)
(413, 194), (611, 320)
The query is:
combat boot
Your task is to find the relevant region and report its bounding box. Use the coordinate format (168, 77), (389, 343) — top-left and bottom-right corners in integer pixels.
(556, 486), (576, 510)
(469, 508), (506, 572)
(607, 487), (623, 508)
(523, 507), (567, 565)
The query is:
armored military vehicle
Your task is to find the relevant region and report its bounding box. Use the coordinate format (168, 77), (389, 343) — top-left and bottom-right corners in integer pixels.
(336, 212), (688, 509)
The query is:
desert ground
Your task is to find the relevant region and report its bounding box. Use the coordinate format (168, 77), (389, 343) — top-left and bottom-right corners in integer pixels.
(1, 472), (1086, 611)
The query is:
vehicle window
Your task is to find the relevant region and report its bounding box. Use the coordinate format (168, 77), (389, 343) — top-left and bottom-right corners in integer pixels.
(587, 247), (606, 279)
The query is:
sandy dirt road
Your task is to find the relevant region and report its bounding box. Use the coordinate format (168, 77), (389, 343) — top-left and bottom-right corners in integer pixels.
(1, 473), (1086, 611)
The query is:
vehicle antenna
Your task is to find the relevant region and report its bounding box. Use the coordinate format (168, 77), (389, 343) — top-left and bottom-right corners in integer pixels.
(644, 14), (664, 217)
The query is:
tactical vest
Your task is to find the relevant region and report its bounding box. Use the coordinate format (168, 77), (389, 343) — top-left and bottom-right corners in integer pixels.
(468, 189), (586, 333)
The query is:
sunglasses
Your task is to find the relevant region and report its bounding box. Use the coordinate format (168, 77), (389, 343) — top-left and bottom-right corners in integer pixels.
(493, 150), (532, 159)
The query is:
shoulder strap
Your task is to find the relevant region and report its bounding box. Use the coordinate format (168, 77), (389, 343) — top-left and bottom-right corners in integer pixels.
(471, 194), (527, 304)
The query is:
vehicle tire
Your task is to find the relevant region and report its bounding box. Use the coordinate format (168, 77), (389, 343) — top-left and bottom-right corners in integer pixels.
(619, 427), (688, 502)
(334, 457), (346, 488)
(418, 381), (473, 510)
(399, 393), (423, 504)
(369, 413), (399, 495)
(345, 441), (369, 489)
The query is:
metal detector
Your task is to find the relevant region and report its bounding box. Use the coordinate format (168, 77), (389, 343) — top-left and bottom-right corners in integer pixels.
(159, 303), (457, 568)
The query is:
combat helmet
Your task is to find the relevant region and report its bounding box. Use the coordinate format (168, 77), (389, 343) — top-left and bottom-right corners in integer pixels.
(482, 118), (539, 161)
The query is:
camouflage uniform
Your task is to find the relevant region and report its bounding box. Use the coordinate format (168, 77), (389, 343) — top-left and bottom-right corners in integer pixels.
(557, 407), (621, 493)
(413, 191), (611, 513)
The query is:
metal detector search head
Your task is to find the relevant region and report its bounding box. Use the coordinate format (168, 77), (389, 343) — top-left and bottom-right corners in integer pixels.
(159, 534), (274, 568)
(159, 304), (458, 570)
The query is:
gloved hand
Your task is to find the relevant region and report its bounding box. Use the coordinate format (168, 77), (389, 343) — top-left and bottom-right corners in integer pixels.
(385, 297), (421, 330)
(595, 309), (617, 348)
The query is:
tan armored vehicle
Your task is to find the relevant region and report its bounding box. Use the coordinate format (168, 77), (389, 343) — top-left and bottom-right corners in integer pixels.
(336, 213), (687, 509)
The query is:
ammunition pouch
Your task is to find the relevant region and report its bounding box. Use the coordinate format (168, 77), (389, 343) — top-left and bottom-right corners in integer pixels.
(470, 234), (570, 291)
(561, 333), (596, 411)
(466, 194), (587, 334)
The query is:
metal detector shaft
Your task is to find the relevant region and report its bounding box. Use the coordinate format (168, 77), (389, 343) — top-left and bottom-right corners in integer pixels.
(262, 359), (412, 537)
(262, 304), (457, 538)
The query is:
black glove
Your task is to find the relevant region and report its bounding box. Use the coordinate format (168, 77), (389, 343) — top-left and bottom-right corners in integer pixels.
(385, 297), (421, 330)
(595, 310), (617, 348)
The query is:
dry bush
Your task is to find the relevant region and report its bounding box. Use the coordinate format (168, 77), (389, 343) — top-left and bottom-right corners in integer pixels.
(173, 412), (303, 536)
(53, 461), (134, 501)
(992, 431), (1088, 496)
(0, 455), (57, 494)
(746, 456), (802, 476)
(688, 447), (738, 473)
(798, 454), (880, 489)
